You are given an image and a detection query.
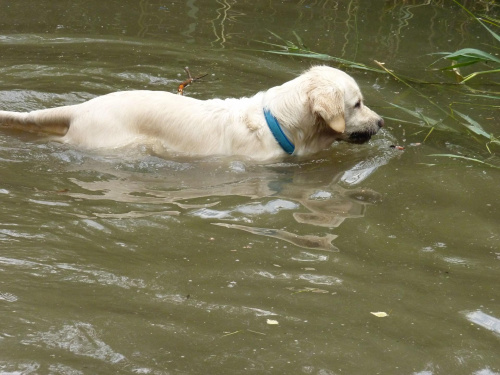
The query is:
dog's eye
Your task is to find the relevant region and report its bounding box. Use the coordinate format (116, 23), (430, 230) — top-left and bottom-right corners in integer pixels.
(354, 100), (362, 109)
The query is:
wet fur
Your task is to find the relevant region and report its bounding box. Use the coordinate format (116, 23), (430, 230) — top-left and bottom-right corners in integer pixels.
(0, 66), (383, 161)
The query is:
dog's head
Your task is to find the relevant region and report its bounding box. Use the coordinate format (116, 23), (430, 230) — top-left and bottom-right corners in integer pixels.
(307, 66), (383, 144)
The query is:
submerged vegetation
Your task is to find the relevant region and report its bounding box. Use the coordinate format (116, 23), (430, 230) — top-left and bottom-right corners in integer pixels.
(255, 1), (499, 167)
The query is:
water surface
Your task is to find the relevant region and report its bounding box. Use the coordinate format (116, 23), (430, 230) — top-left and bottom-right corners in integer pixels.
(0, 1), (499, 374)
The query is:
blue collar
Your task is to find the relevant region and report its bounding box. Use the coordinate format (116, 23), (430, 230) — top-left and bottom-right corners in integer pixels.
(263, 108), (295, 155)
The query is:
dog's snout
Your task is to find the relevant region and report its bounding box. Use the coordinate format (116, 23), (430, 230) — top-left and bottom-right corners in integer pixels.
(377, 117), (384, 128)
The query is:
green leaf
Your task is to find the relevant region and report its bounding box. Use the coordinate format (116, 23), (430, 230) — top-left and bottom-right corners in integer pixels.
(292, 31), (306, 49)
(389, 103), (455, 132)
(432, 48), (500, 71)
(480, 15), (500, 28)
(460, 68), (500, 84)
(444, 48), (500, 64)
(466, 94), (500, 100)
(254, 32), (385, 73)
(481, 20), (500, 43)
(452, 109), (492, 138)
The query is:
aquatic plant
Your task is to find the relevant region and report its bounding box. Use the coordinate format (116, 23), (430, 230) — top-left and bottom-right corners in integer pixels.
(254, 30), (386, 74)
(430, 0), (500, 84)
(254, 2), (499, 161)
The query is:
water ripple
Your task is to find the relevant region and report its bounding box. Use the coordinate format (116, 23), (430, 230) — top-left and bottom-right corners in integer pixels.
(213, 223), (338, 252)
(22, 322), (125, 364)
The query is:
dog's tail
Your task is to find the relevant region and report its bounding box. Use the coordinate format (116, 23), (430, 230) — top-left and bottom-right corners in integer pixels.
(0, 106), (74, 135)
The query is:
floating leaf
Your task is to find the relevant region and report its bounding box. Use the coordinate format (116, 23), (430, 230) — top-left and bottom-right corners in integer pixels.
(370, 312), (389, 318)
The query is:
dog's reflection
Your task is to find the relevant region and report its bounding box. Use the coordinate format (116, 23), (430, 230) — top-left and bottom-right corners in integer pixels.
(67, 157), (382, 252)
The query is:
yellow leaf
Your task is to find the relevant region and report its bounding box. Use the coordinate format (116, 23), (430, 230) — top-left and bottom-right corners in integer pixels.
(370, 311), (389, 318)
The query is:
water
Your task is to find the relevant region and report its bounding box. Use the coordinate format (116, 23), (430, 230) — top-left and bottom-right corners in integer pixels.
(1, 1), (499, 374)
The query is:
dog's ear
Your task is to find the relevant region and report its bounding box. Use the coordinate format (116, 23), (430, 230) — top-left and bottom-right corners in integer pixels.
(309, 86), (345, 133)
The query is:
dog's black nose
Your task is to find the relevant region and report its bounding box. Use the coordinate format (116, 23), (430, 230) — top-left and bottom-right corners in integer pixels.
(377, 118), (384, 128)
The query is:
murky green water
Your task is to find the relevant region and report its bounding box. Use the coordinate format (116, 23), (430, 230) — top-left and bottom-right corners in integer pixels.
(1, 1), (499, 374)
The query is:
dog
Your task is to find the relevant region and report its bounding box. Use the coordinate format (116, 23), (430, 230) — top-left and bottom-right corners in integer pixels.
(0, 66), (383, 160)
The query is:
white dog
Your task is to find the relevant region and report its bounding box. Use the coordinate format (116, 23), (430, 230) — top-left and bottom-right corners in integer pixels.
(0, 66), (383, 160)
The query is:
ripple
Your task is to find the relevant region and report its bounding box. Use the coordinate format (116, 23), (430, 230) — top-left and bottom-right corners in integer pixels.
(93, 210), (180, 219)
(191, 208), (233, 220)
(0, 229), (45, 240)
(255, 271), (291, 280)
(155, 293), (279, 318)
(0, 292), (18, 302)
(340, 147), (395, 186)
(442, 256), (468, 265)
(298, 274), (342, 286)
(56, 264), (146, 289)
(291, 252), (330, 262)
(464, 310), (500, 335)
(309, 191), (332, 200)
(28, 199), (70, 207)
(191, 199), (299, 221)
(22, 322), (125, 364)
(235, 199), (299, 215)
(213, 223), (338, 252)
(117, 156), (193, 173)
(0, 257), (145, 290)
(0, 256), (42, 268)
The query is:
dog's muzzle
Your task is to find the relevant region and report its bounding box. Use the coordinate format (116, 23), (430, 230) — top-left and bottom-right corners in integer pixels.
(347, 118), (384, 144)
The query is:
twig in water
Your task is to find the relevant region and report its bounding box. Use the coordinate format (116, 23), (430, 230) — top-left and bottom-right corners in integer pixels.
(177, 67), (208, 95)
